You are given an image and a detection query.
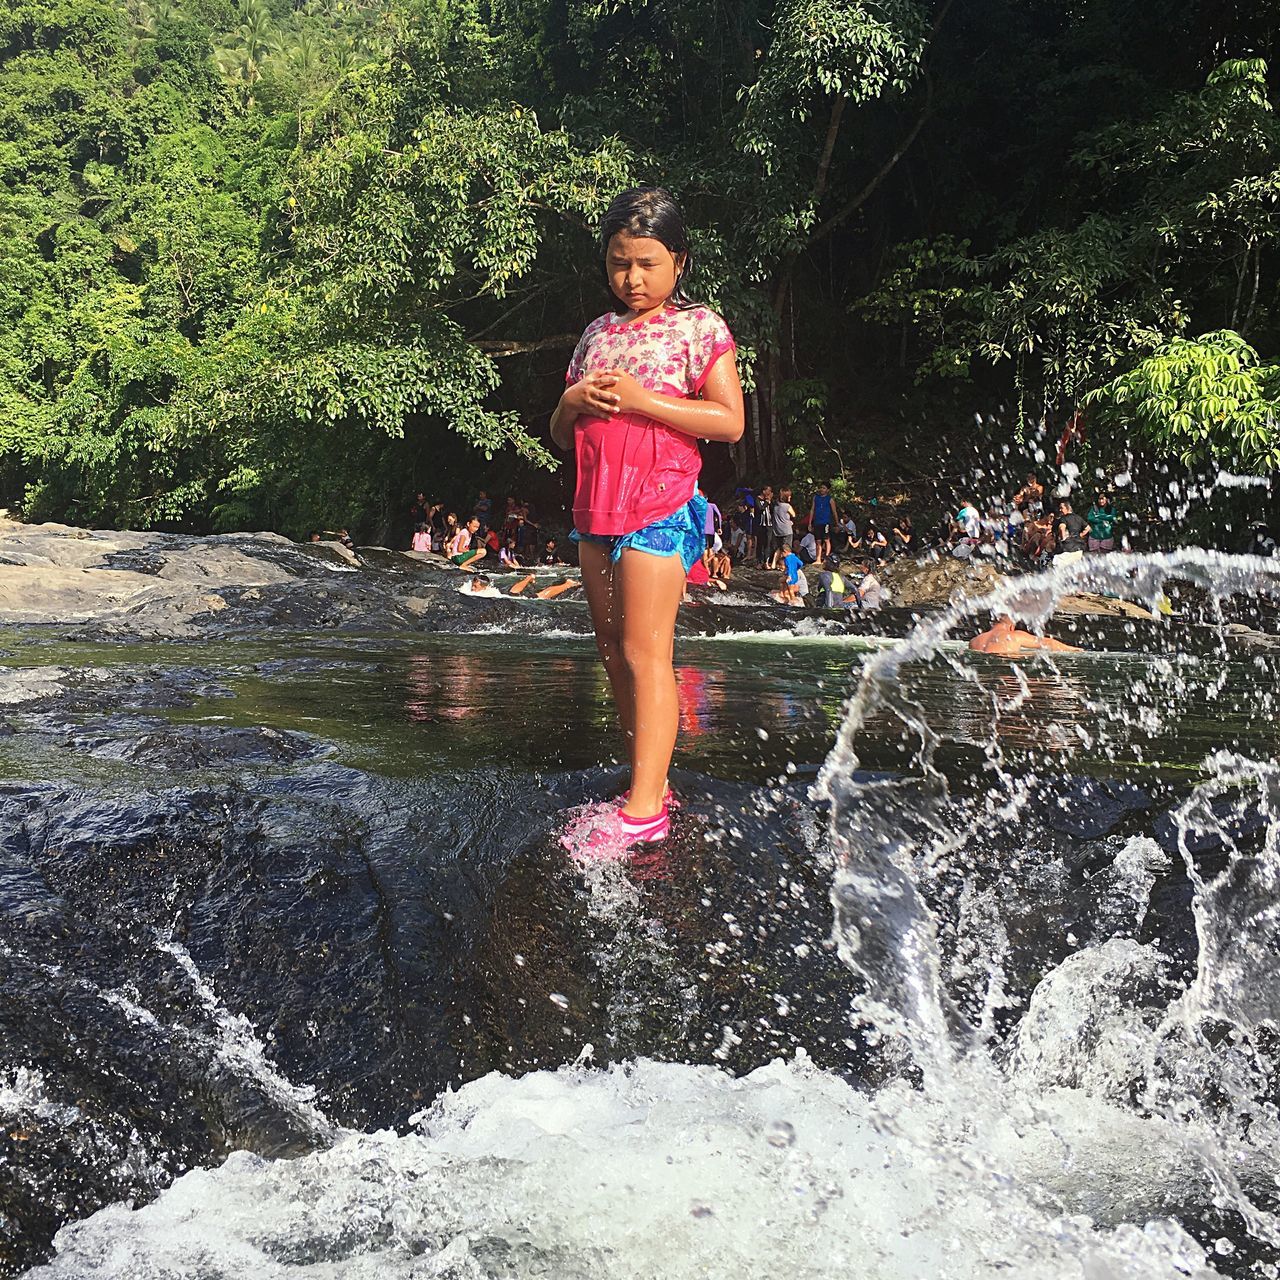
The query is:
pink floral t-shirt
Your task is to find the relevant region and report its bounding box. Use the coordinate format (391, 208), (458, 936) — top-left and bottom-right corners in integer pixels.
(566, 304), (736, 536)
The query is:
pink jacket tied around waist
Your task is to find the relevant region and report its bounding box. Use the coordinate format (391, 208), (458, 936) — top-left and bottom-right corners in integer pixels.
(566, 305), (736, 536)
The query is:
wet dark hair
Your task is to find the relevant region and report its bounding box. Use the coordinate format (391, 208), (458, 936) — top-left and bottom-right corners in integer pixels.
(599, 186), (696, 312)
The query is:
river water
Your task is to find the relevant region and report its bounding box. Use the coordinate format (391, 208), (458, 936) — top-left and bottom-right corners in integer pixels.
(5, 550), (1280, 1277)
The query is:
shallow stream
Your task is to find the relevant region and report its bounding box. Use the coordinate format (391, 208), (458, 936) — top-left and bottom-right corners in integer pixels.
(4, 550), (1280, 1277)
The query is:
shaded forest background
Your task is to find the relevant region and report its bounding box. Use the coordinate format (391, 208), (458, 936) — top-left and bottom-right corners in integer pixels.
(5, 0), (1280, 542)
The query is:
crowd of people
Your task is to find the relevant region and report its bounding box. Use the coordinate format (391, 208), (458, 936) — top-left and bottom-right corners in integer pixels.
(407, 491), (569, 572)
(399, 480), (909, 613)
(400, 470), (1125, 613)
(941, 473), (1120, 567)
(708, 482), (908, 611)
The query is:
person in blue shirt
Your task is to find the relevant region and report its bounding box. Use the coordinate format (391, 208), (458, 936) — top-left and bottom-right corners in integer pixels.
(807, 482), (839, 561)
(774, 548), (809, 606)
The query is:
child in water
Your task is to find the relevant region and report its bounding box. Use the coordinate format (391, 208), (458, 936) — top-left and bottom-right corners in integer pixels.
(550, 187), (744, 853)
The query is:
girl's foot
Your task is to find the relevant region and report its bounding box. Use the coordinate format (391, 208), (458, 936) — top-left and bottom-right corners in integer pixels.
(558, 802), (670, 861)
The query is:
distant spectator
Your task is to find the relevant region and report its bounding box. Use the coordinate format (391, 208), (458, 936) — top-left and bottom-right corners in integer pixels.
(731, 499), (753, 561)
(838, 514), (859, 551)
(773, 548), (808, 606)
(700, 488), (722, 549)
(816, 556), (848, 608)
(308, 531), (322, 543)
(891, 514), (914, 556)
(1054, 500), (1089, 566)
(861, 521), (890, 563)
(754, 485), (775, 567)
(1013, 472), (1045, 515)
(797, 528), (819, 564)
(851, 561), (884, 611)
(409, 491), (428, 530)
(1086, 492), (1117, 552)
(706, 545), (733, 581)
(429, 503), (447, 549)
(447, 517), (486, 570)
(474, 490), (492, 528)
(808, 482), (839, 561)
(499, 535), (523, 569)
(1021, 509), (1055, 565)
(772, 487), (797, 568)
(541, 538), (565, 565)
(411, 523), (431, 553)
(515, 514), (539, 557)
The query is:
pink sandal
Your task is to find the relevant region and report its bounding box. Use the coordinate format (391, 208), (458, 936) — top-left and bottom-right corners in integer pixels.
(559, 801), (671, 862)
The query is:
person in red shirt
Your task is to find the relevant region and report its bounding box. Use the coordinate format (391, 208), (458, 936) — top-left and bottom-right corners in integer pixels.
(550, 187), (744, 854)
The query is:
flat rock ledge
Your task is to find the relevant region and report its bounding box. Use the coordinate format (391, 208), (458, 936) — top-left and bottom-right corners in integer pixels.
(0, 519), (1186, 640)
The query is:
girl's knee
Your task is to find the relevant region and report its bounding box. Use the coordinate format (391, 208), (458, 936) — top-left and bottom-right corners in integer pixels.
(596, 633), (624, 666)
(620, 636), (673, 679)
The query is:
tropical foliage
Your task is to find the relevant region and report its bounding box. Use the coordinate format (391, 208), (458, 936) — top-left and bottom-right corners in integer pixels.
(3, 0), (1280, 536)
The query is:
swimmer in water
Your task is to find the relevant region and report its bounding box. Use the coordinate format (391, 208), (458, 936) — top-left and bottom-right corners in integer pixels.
(969, 614), (1082, 655)
(464, 573), (582, 600)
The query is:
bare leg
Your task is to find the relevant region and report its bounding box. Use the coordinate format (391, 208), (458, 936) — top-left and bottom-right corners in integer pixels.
(578, 541), (634, 764)
(508, 574), (536, 595)
(616, 548), (685, 819)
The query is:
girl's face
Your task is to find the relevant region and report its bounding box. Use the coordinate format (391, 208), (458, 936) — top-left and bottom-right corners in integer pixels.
(606, 232), (686, 314)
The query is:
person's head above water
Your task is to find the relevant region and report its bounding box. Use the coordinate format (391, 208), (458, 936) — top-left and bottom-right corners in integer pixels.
(600, 186), (692, 315)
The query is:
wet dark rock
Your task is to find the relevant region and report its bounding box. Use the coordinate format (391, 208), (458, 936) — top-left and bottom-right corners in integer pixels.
(64, 723), (327, 770)
(1031, 777), (1152, 840)
(0, 740), (854, 1274)
(1153, 790), (1273, 857)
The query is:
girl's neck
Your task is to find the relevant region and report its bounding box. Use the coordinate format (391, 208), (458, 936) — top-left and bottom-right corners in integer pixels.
(619, 297), (674, 325)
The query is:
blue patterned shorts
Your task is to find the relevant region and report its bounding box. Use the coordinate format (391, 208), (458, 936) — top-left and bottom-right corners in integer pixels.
(571, 494), (708, 575)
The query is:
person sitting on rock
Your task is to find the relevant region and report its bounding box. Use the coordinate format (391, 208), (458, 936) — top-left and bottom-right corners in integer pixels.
(411, 523), (431, 553)
(862, 521), (890, 562)
(969, 614), (1081, 655)
(541, 538), (565, 565)
(1013, 472), (1045, 515)
(499, 535), (523, 569)
(816, 556), (848, 608)
(706, 545), (732, 582)
(797, 527), (819, 565)
(849, 560), (884, 611)
(891, 515), (914, 556)
(447, 517), (486, 571)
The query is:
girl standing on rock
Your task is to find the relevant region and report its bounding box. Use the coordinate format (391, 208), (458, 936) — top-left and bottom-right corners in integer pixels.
(550, 187), (744, 855)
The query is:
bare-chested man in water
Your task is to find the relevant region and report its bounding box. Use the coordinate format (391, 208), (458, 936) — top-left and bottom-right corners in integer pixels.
(970, 614), (1081, 655)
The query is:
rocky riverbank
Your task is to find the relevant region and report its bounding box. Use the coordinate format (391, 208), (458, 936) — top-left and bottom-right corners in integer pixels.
(0, 519), (1176, 643)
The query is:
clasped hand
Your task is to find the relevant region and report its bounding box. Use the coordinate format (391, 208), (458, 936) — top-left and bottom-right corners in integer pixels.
(566, 369), (648, 418)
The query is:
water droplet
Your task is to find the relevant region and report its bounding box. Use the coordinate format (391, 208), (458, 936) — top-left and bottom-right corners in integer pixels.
(549, 993), (570, 1011)
(765, 1119), (796, 1148)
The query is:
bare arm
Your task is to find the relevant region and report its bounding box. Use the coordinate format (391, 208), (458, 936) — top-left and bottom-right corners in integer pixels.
(603, 352), (745, 443)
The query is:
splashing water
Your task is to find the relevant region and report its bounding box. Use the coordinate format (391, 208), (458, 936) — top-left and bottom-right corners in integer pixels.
(25, 549), (1280, 1278)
